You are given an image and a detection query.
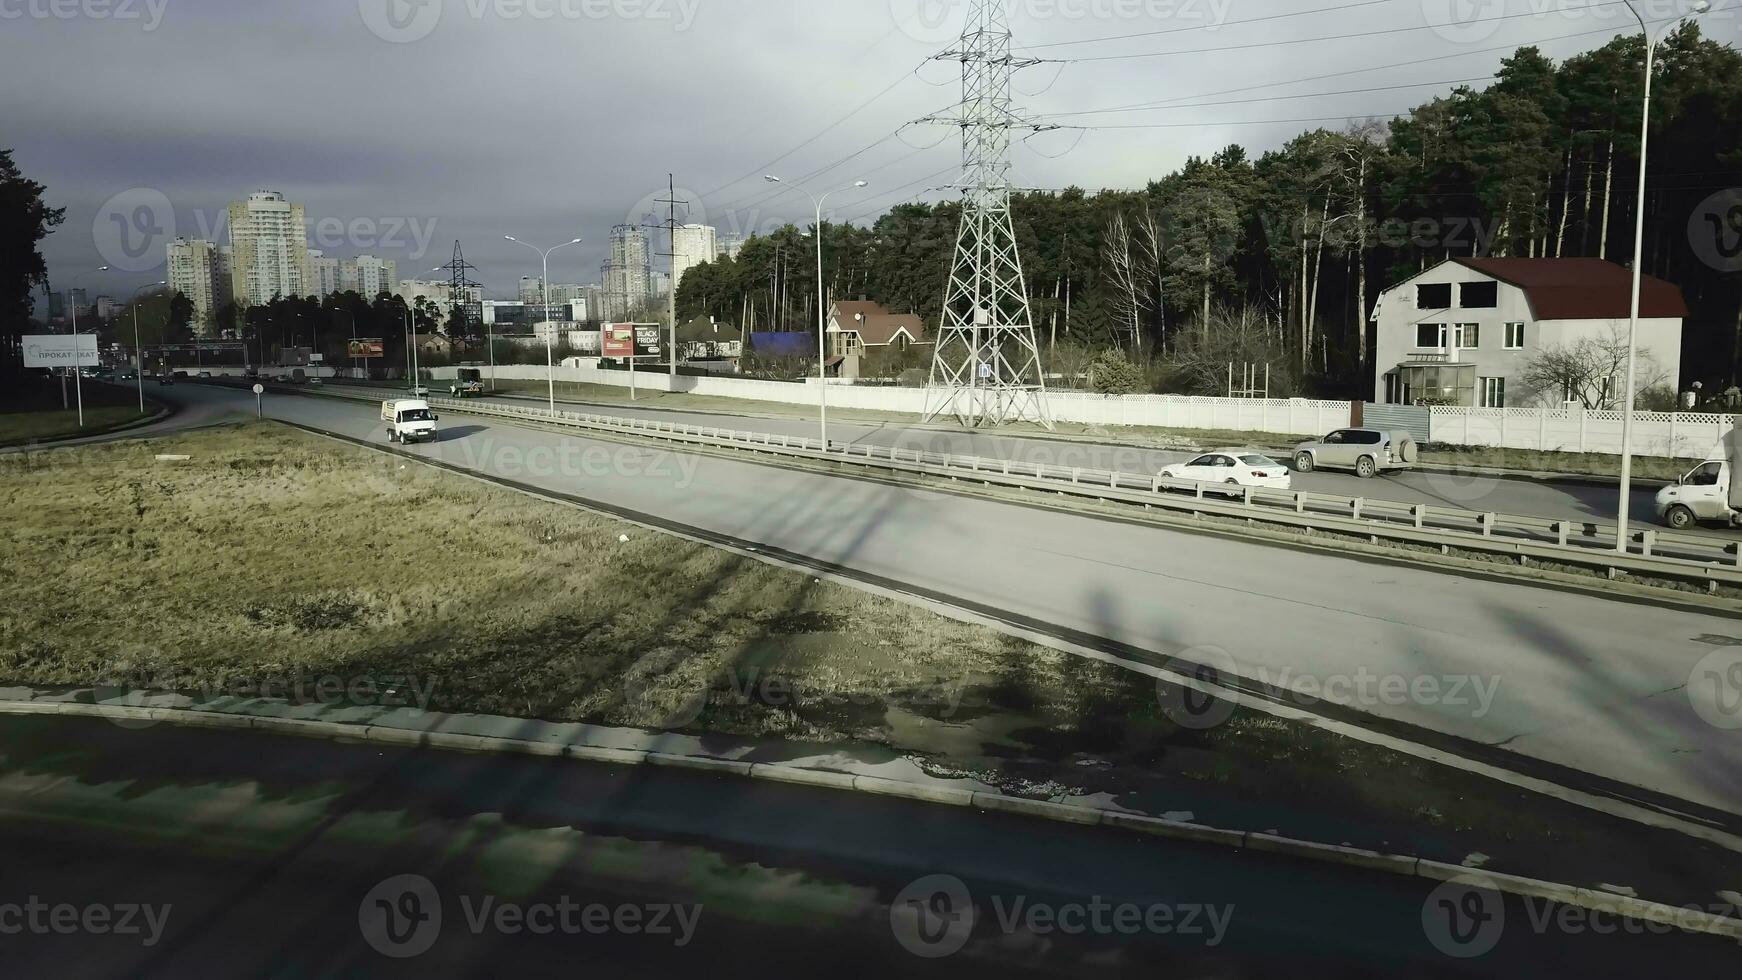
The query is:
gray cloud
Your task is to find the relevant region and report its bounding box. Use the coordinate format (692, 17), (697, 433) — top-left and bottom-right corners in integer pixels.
(4, 0), (1719, 301)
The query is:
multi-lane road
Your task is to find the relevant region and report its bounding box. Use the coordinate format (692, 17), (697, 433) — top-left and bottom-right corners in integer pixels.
(32, 382), (1742, 825)
(424, 384), (1700, 539)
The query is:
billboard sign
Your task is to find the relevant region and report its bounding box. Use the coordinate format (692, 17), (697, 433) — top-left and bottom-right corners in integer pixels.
(603, 324), (635, 358)
(348, 338), (386, 359)
(22, 334), (99, 369)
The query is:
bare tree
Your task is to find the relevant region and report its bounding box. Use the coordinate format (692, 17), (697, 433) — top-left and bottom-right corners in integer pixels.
(1520, 326), (1669, 409)
(1102, 210), (1144, 352)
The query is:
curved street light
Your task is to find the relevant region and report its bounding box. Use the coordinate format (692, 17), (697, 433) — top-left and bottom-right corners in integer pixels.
(67, 266), (109, 428)
(129, 281), (167, 412)
(505, 236), (584, 413)
(1615, 0), (1713, 552)
(762, 176), (870, 450)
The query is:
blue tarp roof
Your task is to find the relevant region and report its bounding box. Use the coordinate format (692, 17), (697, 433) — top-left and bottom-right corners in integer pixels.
(748, 332), (815, 357)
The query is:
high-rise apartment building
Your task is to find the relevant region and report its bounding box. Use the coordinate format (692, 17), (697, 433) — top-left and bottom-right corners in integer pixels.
(227, 191), (309, 306)
(602, 225), (651, 320)
(167, 237), (235, 333)
(339, 255), (397, 298)
(716, 237), (745, 262)
(305, 250), (340, 299)
(670, 224), (717, 293)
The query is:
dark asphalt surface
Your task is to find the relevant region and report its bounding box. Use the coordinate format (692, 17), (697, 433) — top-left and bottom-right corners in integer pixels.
(0, 715), (1733, 978)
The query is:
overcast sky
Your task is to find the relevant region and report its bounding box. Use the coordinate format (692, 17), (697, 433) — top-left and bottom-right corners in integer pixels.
(5, 0), (1733, 303)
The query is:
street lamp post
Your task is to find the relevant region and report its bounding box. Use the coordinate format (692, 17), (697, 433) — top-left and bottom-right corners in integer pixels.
(763, 176), (869, 451)
(129, 281), (166, 413)
(1615, 0), (1712, 553)
(506, 236), (583, 414)
(68, 266), (109, 427)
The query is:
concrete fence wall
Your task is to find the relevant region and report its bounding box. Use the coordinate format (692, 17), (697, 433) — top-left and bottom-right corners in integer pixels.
(425, 365), (1353, 437)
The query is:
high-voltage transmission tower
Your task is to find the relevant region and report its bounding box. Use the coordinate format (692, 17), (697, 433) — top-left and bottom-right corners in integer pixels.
(439, 241), (483, 333)
(919, 0), (1054, 429)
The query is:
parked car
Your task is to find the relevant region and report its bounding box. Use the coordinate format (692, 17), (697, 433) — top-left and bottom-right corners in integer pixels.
(1159, 451), (1292, 493)
(408, 385), (431, 398)
(1292, 428), (1418, 479)
(157, 375), (175, 386)
(1656, 457), (1740, 529)
(197, 371), (212, 379)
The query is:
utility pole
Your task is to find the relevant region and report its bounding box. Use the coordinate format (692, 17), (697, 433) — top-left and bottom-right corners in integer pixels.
(918, 0), (1054, 428)
(656, 174), (684, 379)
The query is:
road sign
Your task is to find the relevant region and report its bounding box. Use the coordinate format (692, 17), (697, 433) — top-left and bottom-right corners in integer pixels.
(252, 384), (265, 395)
(309, 354), (324, 364)
(348, 338), (386, 359)
(22, 334), (99, 368)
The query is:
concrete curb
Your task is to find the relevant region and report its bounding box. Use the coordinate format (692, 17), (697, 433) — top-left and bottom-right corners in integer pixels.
(7, 698), (1739, 943)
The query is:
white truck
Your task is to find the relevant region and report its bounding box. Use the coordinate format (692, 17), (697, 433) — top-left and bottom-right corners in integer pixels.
(1655, 427), (1742, 529)
(381, 399), (440, 444)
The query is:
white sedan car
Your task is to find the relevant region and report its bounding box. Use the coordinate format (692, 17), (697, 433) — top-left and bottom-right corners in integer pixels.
(1159, 450), (1292, 493)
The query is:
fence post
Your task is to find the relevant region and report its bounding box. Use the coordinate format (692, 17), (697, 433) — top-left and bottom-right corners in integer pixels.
(1578, 409), (1587, 453)
(1538, 409), (1546, 451)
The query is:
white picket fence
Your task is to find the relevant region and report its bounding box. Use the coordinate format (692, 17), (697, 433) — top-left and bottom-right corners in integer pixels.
(1427, 406), (1731, 460)
(425, 365), (1351, 437)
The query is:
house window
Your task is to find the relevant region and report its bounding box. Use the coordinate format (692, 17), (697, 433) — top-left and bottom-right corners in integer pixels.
(1417, 283), (1452, 310)
(1460, 282), (1498, 308)
(1504, 322), (1526, 350)
(1481, 377), (1506, 408)
(1456, 323), (1480, 349)
(1415, 323), (1444, 349)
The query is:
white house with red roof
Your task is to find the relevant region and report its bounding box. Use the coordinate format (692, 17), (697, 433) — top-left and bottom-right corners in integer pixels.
(1371, 258), (1687, 408)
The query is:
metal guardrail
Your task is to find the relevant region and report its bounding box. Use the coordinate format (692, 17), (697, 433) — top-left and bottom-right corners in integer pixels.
(275, 382), (1742, 591)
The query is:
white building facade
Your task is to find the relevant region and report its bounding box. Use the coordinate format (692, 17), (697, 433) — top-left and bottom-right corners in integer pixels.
(1370, 258), (1686, 409)
(670, 223), (717, 292)
(227, 191), (309, 306)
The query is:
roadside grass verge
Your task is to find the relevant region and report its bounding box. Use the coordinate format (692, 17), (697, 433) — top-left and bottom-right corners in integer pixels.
(0, 421), (1735, 901)
(0, 376), (154, 445)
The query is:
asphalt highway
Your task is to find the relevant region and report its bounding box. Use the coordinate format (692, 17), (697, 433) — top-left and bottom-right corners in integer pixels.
(435, 383), (1702, 538)
(0, 715), (1729, 977)
(91, 382), (1740, 825)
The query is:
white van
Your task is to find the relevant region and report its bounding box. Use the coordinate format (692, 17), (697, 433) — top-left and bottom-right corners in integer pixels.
(381, 400), (439, 444)
(1655, 458), (1737, 529)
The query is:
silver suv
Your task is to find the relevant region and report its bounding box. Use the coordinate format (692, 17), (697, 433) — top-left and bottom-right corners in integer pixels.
(1293, 428), (1419, 479)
